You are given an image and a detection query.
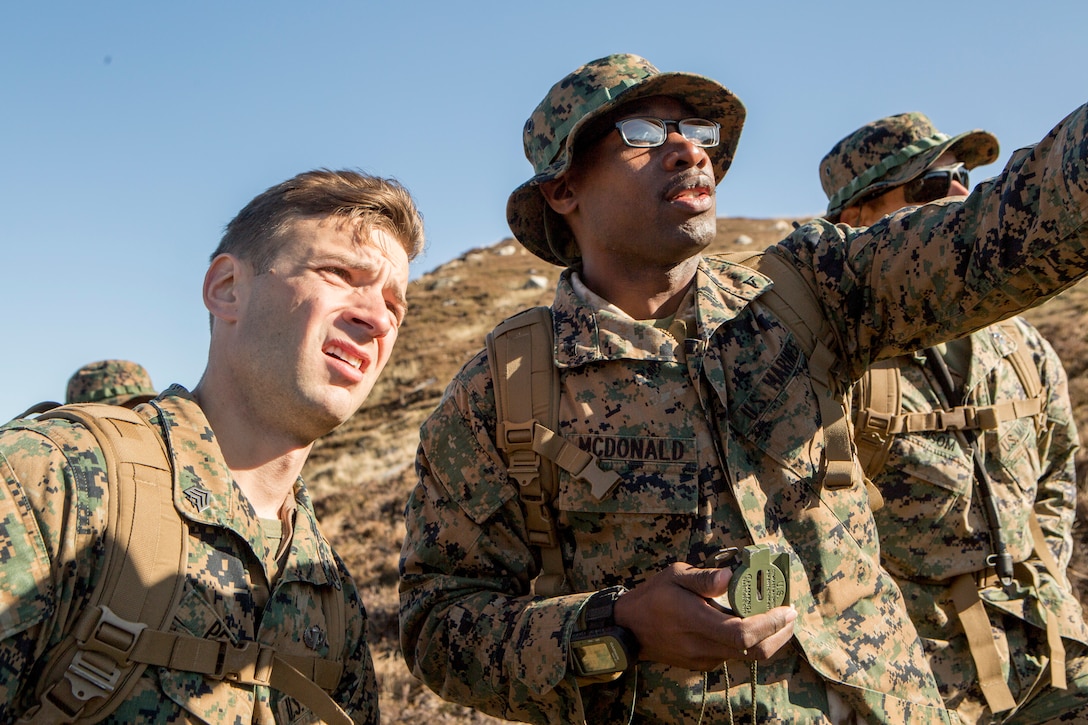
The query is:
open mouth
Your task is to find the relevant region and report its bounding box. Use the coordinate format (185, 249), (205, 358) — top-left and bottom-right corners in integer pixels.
(668, 186), (710, 201)
(665, 173), (714, 204)
(324, 342), (365, 371)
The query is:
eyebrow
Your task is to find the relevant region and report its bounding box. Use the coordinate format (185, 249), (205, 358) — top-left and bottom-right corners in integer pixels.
(317, 251), (408, 309)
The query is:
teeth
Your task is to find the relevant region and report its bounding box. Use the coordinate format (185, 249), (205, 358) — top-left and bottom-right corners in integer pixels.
(326, 345), (362, 369)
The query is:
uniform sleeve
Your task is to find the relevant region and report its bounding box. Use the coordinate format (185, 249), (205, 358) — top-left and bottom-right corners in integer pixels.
(1019, 319), (1080, 576)
(398, 353), (594, 724)
(0, 424), (104, 719)
(783, 102), (1088, 380)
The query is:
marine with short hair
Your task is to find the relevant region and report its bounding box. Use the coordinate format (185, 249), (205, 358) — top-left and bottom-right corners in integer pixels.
(0, 169), (424, 723)
(821, 112), (1088, 724)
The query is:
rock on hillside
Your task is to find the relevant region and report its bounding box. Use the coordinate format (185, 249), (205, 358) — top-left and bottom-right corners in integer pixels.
(302, 217), (1088, 725)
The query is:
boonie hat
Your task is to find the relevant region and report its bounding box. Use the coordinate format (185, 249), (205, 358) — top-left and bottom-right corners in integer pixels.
(66, 359), (157, 407)
(506, 53), (747, 266)
(820, 112), (999, 221)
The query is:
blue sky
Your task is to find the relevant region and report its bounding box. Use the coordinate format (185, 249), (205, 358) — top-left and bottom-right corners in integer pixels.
(2, 0), (1086, 415)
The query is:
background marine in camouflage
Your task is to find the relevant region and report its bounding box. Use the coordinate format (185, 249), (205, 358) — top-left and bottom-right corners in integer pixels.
(821, 112), (1088, 724)
(399, 53), (1088, 724)
(0, 169), (424, 723)
(64, 358), (158, 407)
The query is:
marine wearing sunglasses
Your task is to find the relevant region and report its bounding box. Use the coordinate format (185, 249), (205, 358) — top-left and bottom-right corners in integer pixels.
(903, 163), (969, 204)
(840, 157), (971, 228)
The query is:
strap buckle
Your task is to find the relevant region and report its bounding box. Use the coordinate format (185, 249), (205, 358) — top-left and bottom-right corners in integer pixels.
(80, 605), (146, 662)
(936, 408), (969, 430)
(59, 605), (148, 703)
(857, 411), (893, 437)
(214, 641), (276, 686)
(499, 420), (543, 488)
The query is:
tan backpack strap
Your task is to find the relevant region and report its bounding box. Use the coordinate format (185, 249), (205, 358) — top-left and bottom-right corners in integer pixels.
(854, 321), (1047, 476)
(998, 320), (1048, 432)
(1028, 512), (1066, 588)
(95, 624), (350, 723)
(487, 307), (619, 597)
(23, 404), (185, 724)
(855, 399), (1043, 438)
(949, 573), (1018, 713)
(723, 251), (881, 510)
(23, 404), (351, 723)
(852, 359), (902, 479)
(1013, 560), (1068, 691)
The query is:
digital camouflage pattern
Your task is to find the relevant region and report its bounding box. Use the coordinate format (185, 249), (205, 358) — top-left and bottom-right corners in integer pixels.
(506, 53), (746, 266)
(0, 385), (378, 723)
(65, 359), (157, 406)
(400, 98), (1088, 723)
(825, 110), (1088, 721)
(859, 319), (1088, 723)
(820, 112), (999, 221)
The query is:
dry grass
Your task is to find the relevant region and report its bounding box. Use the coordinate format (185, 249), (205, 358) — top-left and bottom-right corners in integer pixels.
(302, 218), (1088, 724)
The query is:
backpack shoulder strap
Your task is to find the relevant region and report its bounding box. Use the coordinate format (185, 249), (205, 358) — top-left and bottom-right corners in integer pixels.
(25, 403), (186, 724)
(22, 404), (354, 724)
(852, 359), (903, 479)
(486, 306), (619, 597)
(999, 320), (1068, 585)
(721, 251), (882, 510)
(997, 319), (1045, 411)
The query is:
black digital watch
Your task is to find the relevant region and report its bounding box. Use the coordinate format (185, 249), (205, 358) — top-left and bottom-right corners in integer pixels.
(568, 585), (639, 679)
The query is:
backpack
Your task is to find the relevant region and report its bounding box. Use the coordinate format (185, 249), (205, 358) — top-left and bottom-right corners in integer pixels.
(486, 251), (880, 597)
(5, 403), (352, 725)
(851, 321), (1070, 713)
(853, 320), (1048, 479)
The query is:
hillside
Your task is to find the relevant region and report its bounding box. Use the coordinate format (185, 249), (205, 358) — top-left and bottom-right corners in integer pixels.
(302, 218), (1088, 724)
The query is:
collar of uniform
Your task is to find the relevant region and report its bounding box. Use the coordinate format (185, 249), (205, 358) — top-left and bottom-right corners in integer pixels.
(141, 384), (341, 589)
(551, 258), (769, 368)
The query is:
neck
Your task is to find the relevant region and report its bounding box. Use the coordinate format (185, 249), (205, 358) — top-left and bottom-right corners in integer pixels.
(578, 255), (700, 319)
(192, 376), (313, 519)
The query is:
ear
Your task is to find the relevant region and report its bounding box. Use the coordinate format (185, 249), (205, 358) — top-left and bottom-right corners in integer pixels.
(203, 253), (247, 323)
(539, 176), (579, 215)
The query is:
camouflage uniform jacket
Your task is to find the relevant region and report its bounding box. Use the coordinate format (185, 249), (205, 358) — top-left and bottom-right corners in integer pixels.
(400, 104), (1088, 724)
(866, 318), (1088, 650)
(0, 385), (378, 724)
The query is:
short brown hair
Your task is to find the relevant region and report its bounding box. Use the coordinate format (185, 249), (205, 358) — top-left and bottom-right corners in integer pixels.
(213, 169), (425, 271)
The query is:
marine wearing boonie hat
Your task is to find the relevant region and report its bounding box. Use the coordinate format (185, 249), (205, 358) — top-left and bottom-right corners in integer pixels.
(820, 112), (999, 222)
(66, 359), (157, 407)
(506, 53), (747, 266)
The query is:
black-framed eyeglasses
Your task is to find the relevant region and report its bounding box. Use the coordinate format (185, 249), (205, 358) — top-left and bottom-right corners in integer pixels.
(614, 117), (720, 149)
(903, 163), (970, 204)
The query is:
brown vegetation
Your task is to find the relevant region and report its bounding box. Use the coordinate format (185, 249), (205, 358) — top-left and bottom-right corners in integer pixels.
(303, 218), (1088, 724)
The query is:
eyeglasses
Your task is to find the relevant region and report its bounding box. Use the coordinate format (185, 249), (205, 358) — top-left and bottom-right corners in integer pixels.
(613, 117), (720, 149)
(902, 163), (970, 204)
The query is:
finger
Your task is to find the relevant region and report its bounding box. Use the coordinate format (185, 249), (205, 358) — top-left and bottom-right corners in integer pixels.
(700, 604), (796, 654)
(736, 606), (798, 658)
(671, 562), (733, 599)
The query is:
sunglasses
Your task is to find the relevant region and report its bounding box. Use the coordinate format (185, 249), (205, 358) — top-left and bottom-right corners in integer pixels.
(613, 117), (720, 149)
(902, 163), (970, 204)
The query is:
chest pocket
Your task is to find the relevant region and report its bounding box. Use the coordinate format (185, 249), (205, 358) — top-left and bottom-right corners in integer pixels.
(555, 447), (700, 588)
(995, 417), (1043, 496)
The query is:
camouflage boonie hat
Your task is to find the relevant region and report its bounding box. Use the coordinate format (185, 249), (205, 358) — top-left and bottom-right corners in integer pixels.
(506, 53), (746, 266)
(66, 359), (157, 406)
(820, 112), (999, 221)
